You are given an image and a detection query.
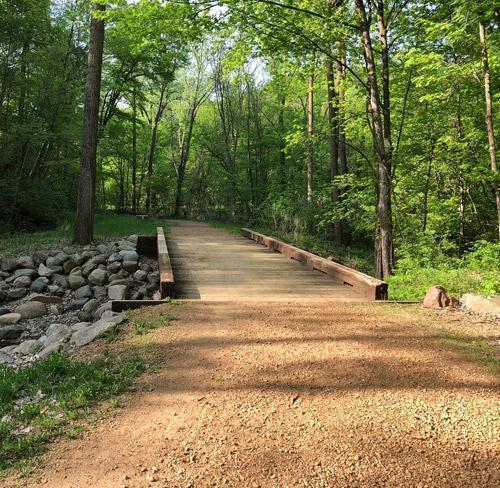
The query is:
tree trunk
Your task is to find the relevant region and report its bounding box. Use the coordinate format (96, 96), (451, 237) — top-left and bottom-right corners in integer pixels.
(355, 0), (393, 279)
(132, 85), (137, 214)
(337, 47), (348, 177)
(306, 63), (314, 203)
(278, 95), (286, 189)
(73, 3), (105, 244)
(479, 21), (500, 239)
(326, 58), (342, 245)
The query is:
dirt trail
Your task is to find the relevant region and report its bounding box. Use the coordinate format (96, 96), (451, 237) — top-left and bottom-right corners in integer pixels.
(6, 300), (499, 488)
(166, 221), (364, 301)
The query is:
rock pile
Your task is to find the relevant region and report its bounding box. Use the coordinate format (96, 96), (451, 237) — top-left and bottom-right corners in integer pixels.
(0, 235), (160, 367)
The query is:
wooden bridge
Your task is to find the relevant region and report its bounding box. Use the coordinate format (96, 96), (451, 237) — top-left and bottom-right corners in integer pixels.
(163, 220), (386, 302)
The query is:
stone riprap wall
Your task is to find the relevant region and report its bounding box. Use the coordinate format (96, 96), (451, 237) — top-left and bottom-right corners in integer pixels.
(0, 234), (160, 367)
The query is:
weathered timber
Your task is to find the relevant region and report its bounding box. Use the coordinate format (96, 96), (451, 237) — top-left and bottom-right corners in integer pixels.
(241, 228), (388, 300)
(111, 300), (165, 313)
(157, 227), (175, 298)
(137, 235), (157, 257)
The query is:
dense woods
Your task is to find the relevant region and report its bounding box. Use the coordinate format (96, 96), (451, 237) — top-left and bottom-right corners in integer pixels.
(0, 0), (498, 295)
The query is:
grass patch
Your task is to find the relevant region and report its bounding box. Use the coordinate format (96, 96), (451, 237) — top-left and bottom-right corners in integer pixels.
(0, 213), (168, 258)
(0, 353), (144, 474)
(134, 311), (177, 335)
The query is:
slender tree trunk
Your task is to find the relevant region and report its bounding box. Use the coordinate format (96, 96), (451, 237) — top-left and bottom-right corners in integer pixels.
(479, 21), (500, 239)
(73, 3), (105, 244)
(306, 61), (315, 203)
(131, 85), (137, 214)
(326, 58), (342, 245)
(337, 47), (348, 177)
(278, 95), (286, 189)
(355, 0), (393, 279)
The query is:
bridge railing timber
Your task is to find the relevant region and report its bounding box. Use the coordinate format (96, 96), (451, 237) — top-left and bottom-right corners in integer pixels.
(240, 228), (388, 300)
(156, 227), (175, 298)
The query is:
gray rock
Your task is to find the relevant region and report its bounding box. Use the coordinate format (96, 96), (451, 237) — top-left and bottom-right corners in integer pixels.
(0, 308), (10, 316)
(63, 246), (76, 255)
(81, 261), (98, 277)
(82, 298), (99, 313)
(0, 290), (6, 302)
(108, 284), (127, 300)
(14, 301), (47, 319)
(128, 234), (139, 244)
(69, 274), (86, 290)
(13, 275), (31, 288)
(107, 261), (121, 274)
(7, 288), (29, 300)
(77, 310), (93, 322)
(147, 272), (160, 284)
(35, 342), (62, 360)
(48, 285), (65, 296)
(461, 294), (500, 318)
(70, 316), (123, 347)
(69, 267), (82, 276)
(13, 268), (38, 279)
(0, 280), (8, 290)
(74, 253), (87, 266)
(100, 311), (126, 324)
(88, 269), (108, 286)
(63, 298), (89, 312)
(0, 325), (24, 345)
(122, 261), (138, 273)
(133, 270), (148, 282)
(63, 257), (77, 274)
(94, 301), (112, 319)
(38, 263), (54, 277)
(52, 274), (69, 289)
(71, 321), (91, 332)
(0, 258), (17, 273)
(108, 278), (128, 287)
(152, 291), (162, 301)
(140, 263), (152, 272)
(107, 252), (123, 263)
(17, 256), (35, 269)
(0, 352), (14, 364)
(14, 339), (43, 355)
(0, 313), (22, 325)
(119, 250), (139, 262)
(54, 252), (70, 264)
(45, 323), (72, 343)
(75, 285), (93, 299)
(93, 286), (106, 299)
(31, 278), (48, 293)
(96, 244), (108, 254)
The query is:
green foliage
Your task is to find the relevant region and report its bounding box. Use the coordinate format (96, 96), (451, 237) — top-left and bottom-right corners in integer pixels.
(388, 241), (500, 300)
(0, 353), (144, 473)
(134, 311), (177, 335)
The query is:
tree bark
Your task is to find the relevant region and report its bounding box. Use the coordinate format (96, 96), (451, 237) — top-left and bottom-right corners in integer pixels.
(306, 61), (314, 203)
(131, 85), (138, 214)
(278, 95), (286, 189)
(355, 0), (393, 279)
(479, 21), (500, 239)
(73, 3), (105, 244)
(326, 58), (342, 245)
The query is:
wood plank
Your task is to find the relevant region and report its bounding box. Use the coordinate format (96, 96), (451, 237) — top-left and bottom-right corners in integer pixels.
(241, 228), (388, 300)
(111, 300), (165, 312)
(157, 226), (175, 298)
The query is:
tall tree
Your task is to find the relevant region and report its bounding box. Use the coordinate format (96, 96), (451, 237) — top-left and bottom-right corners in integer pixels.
(73, 2), (105, 244)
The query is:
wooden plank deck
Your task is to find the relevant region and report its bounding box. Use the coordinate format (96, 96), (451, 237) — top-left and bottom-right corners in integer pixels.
(166, 220), (367, 302)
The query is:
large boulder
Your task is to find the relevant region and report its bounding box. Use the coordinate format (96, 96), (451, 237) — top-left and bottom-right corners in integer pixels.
(13, 339), (43, 355)
(70, 316), (123, 347)
(69, 274), (86, 290)
(422, 285), (453, 309)
(38, 263), (54, 277)
(14, 301), (47, 319)
(7, 288), (29, 300)
(0, 258), (17, 273)
(17, 256), (35, 269)
(461, 294), (500, 318)
(45, 323), (72, 343)
(74, 285), (93, 299)
(0, 325), (24, 345)
(108, 284), (127, 300)
(0, 313), (22, 325)
(88, 269), (108, 286)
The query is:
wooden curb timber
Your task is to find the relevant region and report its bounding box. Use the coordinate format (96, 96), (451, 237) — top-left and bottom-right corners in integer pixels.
(241, 228), (388, 300)
(157, 226), (175, 298)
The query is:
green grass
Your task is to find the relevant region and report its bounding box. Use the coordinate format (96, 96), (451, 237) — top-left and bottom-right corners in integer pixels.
(134, 311), (177, 335)
(0, 353), (144, 474)
(0, 213), (168, 258)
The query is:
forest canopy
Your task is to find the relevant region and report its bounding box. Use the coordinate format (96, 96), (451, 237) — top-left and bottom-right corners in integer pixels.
(0, 0), (498, 295)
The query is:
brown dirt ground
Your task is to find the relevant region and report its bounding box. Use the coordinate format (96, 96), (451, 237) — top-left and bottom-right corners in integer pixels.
(4, 301), (499, 488)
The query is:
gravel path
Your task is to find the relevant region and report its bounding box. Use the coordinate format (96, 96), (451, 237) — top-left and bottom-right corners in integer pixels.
(9, 301), (499, 487)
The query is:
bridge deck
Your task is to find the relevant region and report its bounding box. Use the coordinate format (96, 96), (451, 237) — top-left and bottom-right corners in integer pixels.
(166, 220), (365, 301)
